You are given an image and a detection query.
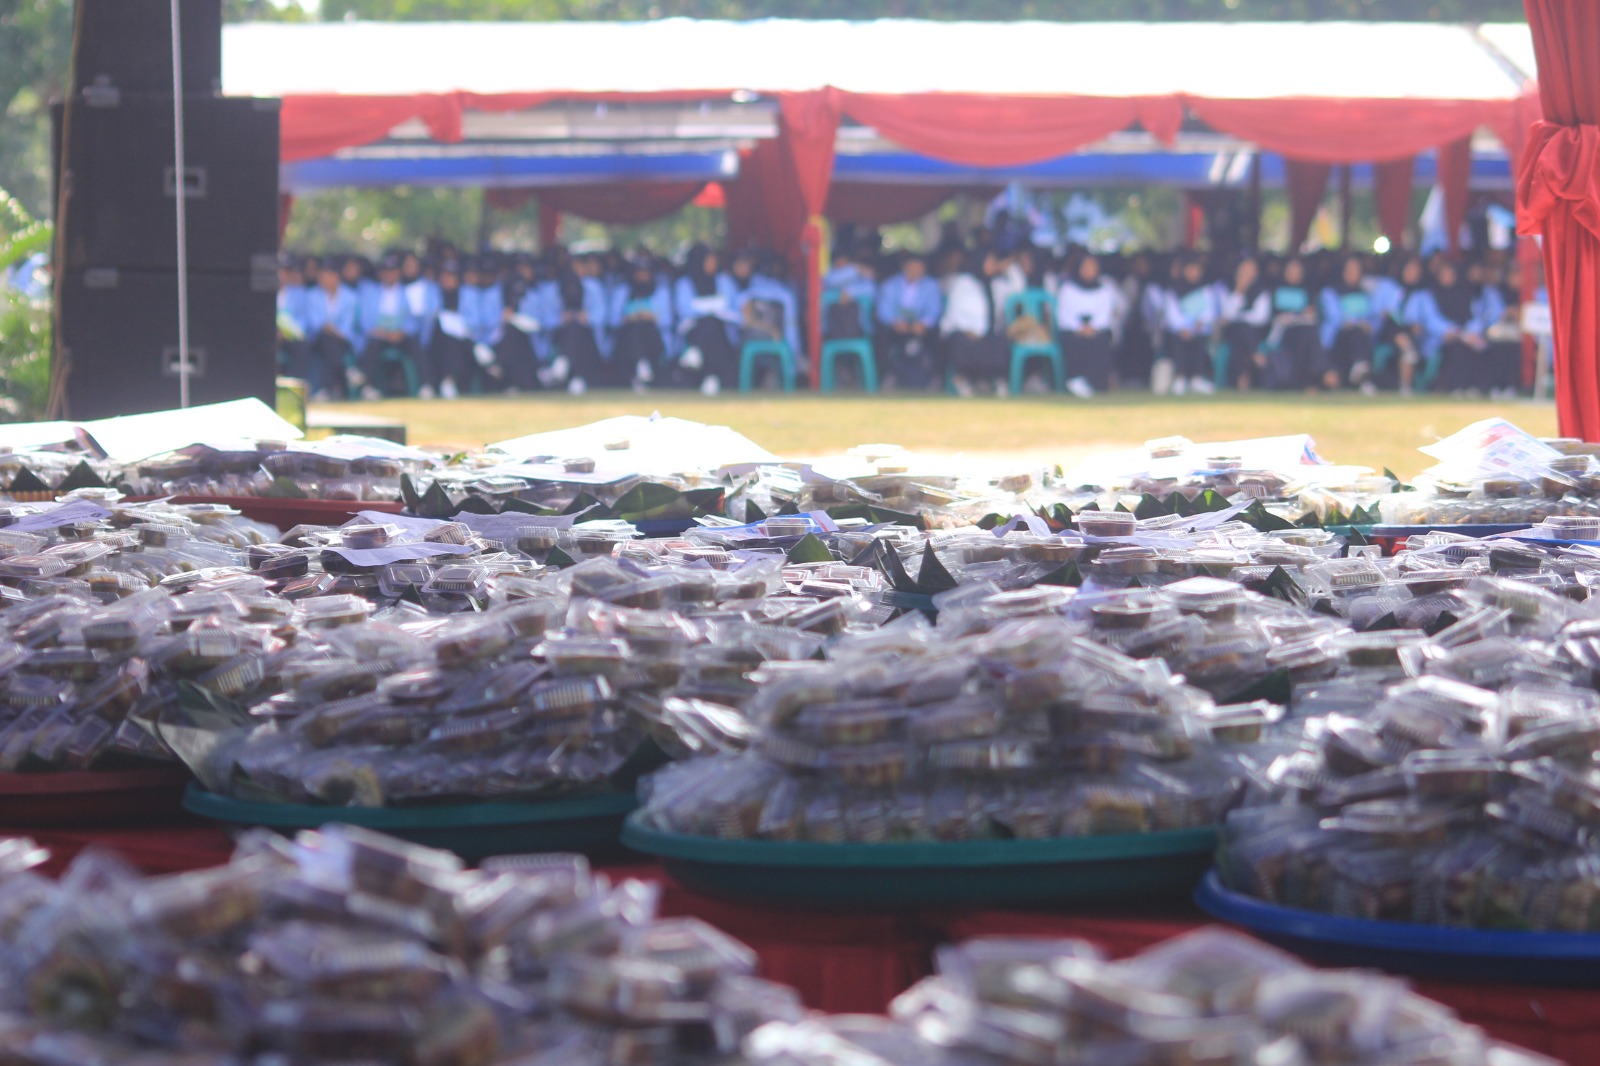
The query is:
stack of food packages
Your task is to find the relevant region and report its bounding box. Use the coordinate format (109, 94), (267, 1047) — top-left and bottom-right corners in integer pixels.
(1216, 527), (1600, 932)
(746, 928), (1557, 1066)
(1377, 420), (1600, 528)
(0, 828), (1561, 1066)
(0, 826), (805, 1063)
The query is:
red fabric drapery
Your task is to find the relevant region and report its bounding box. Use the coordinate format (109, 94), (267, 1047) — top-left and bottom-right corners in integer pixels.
(280, 92), (551, 162)
(834, 91), (1182, 168)
(1185, 97), (1498, 165)
(824, 184), (960, 226)
(1516, 0), (1600, 440)
(1285, 159), (1332, 252)
(1437, 136), (1473, 254)
(278, 193), (295, 243)
(1373, 156), (1415, 247)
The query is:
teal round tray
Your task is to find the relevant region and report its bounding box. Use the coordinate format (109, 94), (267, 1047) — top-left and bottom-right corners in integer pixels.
(621, 815), (1218, 908)
(185, 784), (637, 862)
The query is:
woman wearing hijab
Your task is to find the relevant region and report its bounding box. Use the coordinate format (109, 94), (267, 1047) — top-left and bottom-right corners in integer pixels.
(1159, 255), (1218, 396)
(423, 258), (475, 400)
(1319, 254), (1379, 393)
(610, 257), (673, 392)
(1481, 260), (1524, 397)
(1412, 259), (1490, 394)
(672, 245), (740, 395)
(1217, 256), (1271, 391)
(1054, 252), (1119, 397)
(939, 248), (1010, 396)
(1262, 257), (1329, 391)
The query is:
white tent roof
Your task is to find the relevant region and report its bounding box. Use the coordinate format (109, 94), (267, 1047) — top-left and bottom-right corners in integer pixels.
(1478, 22), (1539, 84)
(223, 19), (1528, 102)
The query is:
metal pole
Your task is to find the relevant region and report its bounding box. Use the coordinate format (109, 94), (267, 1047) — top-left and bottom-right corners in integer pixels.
(170, 0), (191, 408)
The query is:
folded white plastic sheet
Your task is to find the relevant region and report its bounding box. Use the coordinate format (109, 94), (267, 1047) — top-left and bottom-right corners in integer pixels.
(72, 398), (304, 464)
(489, 415), (780, 478)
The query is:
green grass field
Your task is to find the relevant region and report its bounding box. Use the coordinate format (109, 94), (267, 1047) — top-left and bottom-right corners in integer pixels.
(311, 392), (1559, 480)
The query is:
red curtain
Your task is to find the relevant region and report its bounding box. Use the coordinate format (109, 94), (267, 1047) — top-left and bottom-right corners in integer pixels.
(539, 206), (561, 250)
(825, 184), (960, 226)
(1437, 136), (1473, 254)
(1186, 97), (1498, 165)
(537, 182), (708, 225)
(278, 193), (295, 243)
(280, 92), (551, 162)
(833, 92), (1182, 168)
(1285, 159), (1332, 252)
(1373, 156), (1415, 247)
(1516, 0), (1600, 439)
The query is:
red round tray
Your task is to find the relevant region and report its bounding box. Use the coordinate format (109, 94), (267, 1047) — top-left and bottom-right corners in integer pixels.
(0, 766), (194, 827)
(166, 495), (401, 530)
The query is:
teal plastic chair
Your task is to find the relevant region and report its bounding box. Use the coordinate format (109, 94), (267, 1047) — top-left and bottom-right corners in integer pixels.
(820, 291), (878, 393)
(738, 338), (796, 392)
(1002, 288), (1064, 394)
(378, 346), (421, 397)
(1211, 340), (1232, 390)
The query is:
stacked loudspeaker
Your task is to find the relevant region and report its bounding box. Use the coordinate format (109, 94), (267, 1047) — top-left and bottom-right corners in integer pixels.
(53, 0), (280, 420)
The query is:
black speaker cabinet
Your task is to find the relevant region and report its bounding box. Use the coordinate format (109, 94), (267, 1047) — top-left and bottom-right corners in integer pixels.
(57, 267), (277, 421)
(72, 0), (223, 96)
(53, 96), (280, 275)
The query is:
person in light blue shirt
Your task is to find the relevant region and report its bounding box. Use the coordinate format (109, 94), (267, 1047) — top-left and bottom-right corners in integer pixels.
(609, 257), (674, 390)
(354, 252), (424, 399)
(673, 245), (741, 394)
(301, 262), (359, 399)
(1408, 258), (1490, 394)
(576, 254), (614, 359)
(1160, 255), (1220, 395)
(823, 248), (877, 307)
(276, 254), (309, 382)
(875, 253), (943, 389)
(730, 250), (801, 359)
(1261, 256), (1329, 392)
(1318, 254), (1380, 392)
(491, 254), (546, 393)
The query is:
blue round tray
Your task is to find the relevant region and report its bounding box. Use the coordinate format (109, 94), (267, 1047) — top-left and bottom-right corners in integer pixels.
(1195, 871), (1600, 985)
(184, 785), (636, 862)
(622, 815), (1217, 908)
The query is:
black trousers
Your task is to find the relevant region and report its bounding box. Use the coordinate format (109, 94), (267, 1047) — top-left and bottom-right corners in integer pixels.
(1221, 322), (1266, 386)
(553, 321), (615, 387)
(1328, 326), (1374, 385)
(358, 335), (425, 396)
(680, 317), (739, 386)
(1166, 334), (1211, 380)
(426, 330), (476, 391)
(611, 320), (666, 384)
(493, 326), (542, 392)
(877, 328), (935, 390)
(305, 331), (353, 396)
(1061, 330), (1112, 392)
(943, 332), (1008, 384)
(1266, 324), (1326, 389)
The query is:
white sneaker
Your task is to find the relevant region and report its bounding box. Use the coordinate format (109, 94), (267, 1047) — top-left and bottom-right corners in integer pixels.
(347, 368), (367, 390)
(1349, 360), (1372, 385)
(1150, 359), (1175, 395)
(1190, 376), (1214, 396)
(632, 378), (649, 395)
(1171, 376), (1188, 397)
(995, 380), (1010, 398)
(360, 385), (383, 401)
(440, 377), (459, 400)
(568, 377), (587, 396)
(417, 384), (436, 400)
(550, 356), (571, 381)
(310, 389), (330, 403)
(637, 359), (654, 384)
(680, 347), (703, 372)
(951, 375), (974, 397)
(699, 375), (721, 397)
(1359, 380), (1378, 396)
(1066, 376), (1094, 399)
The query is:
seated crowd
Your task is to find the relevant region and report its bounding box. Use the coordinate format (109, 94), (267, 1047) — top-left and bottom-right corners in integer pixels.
(276, 234), (1529, 400)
